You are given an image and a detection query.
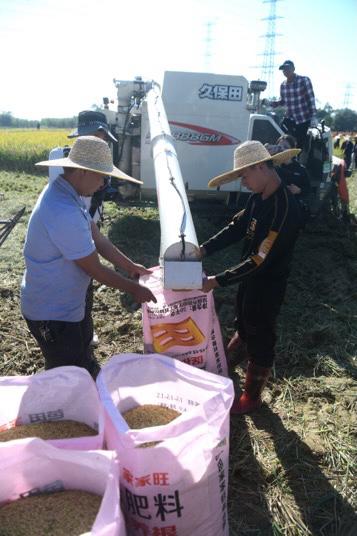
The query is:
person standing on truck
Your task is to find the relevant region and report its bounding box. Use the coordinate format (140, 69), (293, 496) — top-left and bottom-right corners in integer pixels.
(21, 136), (156, 378)
(200, 140), (301, 414)
(263, 60), (318, 150)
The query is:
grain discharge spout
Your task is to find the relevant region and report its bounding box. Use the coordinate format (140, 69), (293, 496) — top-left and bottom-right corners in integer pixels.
(146, 82), (202, 289)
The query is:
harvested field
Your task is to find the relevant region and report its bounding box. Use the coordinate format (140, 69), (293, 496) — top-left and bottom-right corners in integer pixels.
(0, 165), (356, 535)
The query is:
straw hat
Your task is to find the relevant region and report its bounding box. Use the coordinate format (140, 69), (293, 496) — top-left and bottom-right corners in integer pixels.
(36, 136), (142, 184)
(208, 140), (300, 188)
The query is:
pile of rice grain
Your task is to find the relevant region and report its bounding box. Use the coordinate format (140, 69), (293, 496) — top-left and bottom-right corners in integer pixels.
(122, 404), (181, 448)
(123, 404), (181, 429)
(0, 420), (97, 442)
(0, 490), (101, 536)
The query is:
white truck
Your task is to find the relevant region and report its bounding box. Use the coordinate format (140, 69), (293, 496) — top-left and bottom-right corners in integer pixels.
(102, 70), (333, 214)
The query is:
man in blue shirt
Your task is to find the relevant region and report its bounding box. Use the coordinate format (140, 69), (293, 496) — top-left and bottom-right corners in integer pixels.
(21, 136), (156, 378)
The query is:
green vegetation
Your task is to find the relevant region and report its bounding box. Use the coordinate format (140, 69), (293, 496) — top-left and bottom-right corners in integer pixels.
(0, 129), (70, 173)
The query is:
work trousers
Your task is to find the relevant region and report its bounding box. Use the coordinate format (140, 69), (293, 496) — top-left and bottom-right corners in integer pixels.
(25, 285), (100, 379)
(281, 118), (310, 151)
(235, 278), (287, 368)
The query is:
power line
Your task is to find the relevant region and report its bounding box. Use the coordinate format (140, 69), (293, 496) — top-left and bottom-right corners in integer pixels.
(343, 83), (352, 108)
(203, 19), (217, 71)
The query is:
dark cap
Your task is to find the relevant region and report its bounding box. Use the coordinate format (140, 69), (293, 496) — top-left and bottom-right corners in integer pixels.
(68, 110), (117, 142)
(279, 60), (295, 70)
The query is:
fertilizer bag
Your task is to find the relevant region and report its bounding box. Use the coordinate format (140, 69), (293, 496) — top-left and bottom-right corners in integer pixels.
(0, 366), (104, 449)
(0, 438), (125, 535)
(97, 353), (234, 536)
(141, 268), (228, 376)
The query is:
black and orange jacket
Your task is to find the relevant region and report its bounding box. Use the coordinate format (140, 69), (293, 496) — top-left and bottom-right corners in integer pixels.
(202, 185), (301, 286)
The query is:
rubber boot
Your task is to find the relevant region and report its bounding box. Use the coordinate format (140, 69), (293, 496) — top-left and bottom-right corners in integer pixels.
(231, 361), (271, 415)
(226, 331), (249, 368)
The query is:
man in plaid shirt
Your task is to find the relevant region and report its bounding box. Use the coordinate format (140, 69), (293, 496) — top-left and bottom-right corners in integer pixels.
(266, 60), (318, 150)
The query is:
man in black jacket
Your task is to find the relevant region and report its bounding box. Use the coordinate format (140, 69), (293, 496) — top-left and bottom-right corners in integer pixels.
(201, 140), (301, 414)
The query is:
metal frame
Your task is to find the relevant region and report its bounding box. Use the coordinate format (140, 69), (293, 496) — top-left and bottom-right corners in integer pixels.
(0, 207), (26, 247)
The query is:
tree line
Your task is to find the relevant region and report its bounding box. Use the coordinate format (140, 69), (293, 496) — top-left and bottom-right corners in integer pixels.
(264, 103), (357, 132)
(0, 112), (77, 129)
(1, 105), (357, 132)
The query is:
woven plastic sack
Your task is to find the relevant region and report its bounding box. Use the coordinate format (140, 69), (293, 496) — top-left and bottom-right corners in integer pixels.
(141, 268), (228, 376)
(0, 366), (104, 449)
(97, 353), (234, 536)
(0, 438), (125, 535)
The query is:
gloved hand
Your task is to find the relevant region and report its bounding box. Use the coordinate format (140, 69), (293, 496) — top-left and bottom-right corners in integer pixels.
(310, 116), (318, 128)
(261, 98), (269, 107)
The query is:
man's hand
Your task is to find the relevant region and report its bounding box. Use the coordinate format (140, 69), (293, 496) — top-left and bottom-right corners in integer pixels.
(287, 184), (301, 195)
(74, 251), (156, 302)
(128, 263), (152, 280)
(131, 283), (157, 303)
(261, 98), (269, 107)
(199, 245), (206, 258)
(202, 276), (219, 293)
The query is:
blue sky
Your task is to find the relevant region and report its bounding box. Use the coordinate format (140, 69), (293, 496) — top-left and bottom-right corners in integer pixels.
(1, 0), (356, 119)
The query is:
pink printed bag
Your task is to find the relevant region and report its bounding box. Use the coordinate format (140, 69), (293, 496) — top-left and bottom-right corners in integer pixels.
(97, 353), (234, 536)
(141, 268), (227, 376)
(0, 438), (125, 535)
(0, 366), (104, 449)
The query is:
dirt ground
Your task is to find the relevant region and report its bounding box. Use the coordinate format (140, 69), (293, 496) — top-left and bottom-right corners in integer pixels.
(0, 170), (356, 535)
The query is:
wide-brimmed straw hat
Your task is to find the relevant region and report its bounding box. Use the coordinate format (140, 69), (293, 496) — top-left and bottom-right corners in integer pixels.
(208, 140), (300, 188)
(36, 136), (142, 184)
(68, 110), (118, 142)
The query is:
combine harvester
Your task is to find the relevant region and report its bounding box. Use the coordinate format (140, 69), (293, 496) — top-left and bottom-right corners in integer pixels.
(101, 71), (334, 289)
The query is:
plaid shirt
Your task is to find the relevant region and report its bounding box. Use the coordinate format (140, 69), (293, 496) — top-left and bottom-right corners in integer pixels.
(274, 74), (316, 124)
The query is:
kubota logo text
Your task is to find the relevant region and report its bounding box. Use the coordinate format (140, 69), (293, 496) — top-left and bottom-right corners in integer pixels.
(169, 121), (240, 146)
(198, 83), (243, 101)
